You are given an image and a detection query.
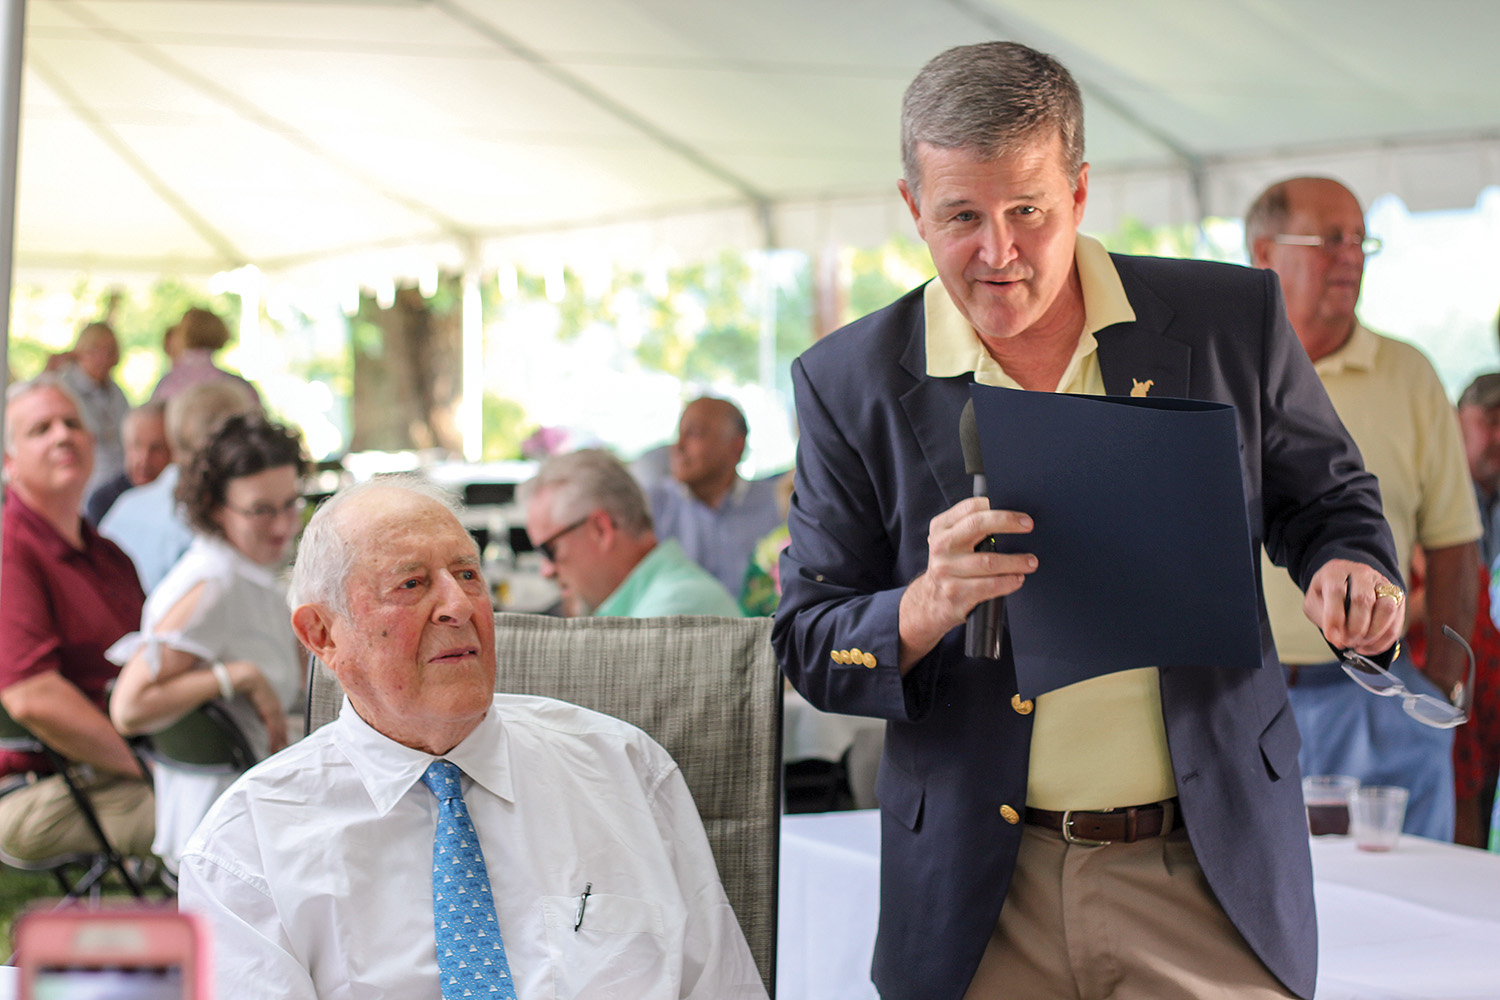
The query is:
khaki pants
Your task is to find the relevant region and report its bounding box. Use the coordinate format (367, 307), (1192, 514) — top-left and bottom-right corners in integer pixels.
(963, 825), (1296, 1000)
(0, 771), (154, 862)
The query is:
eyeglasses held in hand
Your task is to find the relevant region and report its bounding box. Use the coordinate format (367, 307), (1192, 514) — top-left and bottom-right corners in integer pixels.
(1271, 232), (1383, 256)
(1338, 625), (1474, 729)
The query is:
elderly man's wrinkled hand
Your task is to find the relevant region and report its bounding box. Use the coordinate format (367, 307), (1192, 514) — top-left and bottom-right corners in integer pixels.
(1303, 558), (1405, 656)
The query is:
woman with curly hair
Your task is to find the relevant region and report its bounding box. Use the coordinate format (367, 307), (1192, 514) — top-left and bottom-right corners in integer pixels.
(109, 413), (305, 869)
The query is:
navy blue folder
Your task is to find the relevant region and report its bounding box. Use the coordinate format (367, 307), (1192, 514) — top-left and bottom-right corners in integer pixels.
(970, 382), (1263, 699)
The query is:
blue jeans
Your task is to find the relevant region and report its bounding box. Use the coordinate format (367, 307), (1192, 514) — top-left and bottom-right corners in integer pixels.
(1285, 655), (1454, 840)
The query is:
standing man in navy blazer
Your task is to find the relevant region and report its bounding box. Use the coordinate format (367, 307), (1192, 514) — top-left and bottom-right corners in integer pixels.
(772, 42), (1404, 1000)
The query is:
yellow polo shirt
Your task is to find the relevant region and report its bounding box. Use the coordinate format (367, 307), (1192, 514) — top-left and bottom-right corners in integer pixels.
(1262, 323), (1481, 663)
(925, 235), (1177, 810)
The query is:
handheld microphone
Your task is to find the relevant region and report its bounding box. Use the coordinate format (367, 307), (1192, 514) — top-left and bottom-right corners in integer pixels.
(959, 400), (1005, 660)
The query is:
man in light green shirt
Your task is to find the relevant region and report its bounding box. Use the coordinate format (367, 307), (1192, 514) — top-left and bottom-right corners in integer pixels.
(521, 449), (742, 618)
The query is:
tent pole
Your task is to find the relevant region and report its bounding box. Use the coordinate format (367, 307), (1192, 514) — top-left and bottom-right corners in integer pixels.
(0, 0), (24, 409)
(460, 253), (483, 464)
(0, 0), (27, 605)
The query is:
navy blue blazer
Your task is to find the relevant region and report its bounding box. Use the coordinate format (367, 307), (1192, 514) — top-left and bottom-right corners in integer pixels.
(772, 253), (1401, 1000)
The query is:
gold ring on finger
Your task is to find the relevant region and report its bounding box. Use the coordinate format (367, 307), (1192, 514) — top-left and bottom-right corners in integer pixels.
(1373, 583), (1405, 606)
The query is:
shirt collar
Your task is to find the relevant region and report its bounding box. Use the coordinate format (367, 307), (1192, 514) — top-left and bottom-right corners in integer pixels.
(5, 488), (101, 560)
(1311, 321), (1377, 376)
(925, 234), (1136, 380)
(332, 692), (514, 816)
(195, 533), (281, 589)
(666, 474), (747, 508)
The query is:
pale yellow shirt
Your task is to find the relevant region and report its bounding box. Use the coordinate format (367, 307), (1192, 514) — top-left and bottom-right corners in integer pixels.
(924, 235), (1177, 810)
(1262, 323), (1481, 663)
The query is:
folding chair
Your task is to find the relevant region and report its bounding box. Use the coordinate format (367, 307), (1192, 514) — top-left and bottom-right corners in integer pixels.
(0, 703), (146, 902)
(140, 702), (256, 775)
(308, 613), (783, 995)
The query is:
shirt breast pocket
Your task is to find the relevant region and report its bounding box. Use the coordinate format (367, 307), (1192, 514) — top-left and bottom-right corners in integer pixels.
(540, 893), (673, 1000)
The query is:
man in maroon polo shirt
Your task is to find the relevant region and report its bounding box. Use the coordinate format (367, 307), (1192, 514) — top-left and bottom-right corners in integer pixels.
(0, 375), (153, 860)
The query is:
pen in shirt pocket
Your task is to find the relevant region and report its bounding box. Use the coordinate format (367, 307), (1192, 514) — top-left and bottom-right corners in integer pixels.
(574, 882), (592, 932)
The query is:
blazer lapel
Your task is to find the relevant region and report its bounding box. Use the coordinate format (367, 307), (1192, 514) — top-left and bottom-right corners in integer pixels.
(1096, 264), (1191, 398)
(894, 301), (971, 510)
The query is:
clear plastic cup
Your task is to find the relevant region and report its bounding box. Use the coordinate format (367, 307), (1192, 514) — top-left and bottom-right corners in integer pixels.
(1349, 785), (1409, 852)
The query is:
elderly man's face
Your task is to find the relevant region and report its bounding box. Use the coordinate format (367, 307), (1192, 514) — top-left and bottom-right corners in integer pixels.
(670, 400), (744, 491)
(122, 411), (171, 485)
(1460, 403), (1500, 489)
(3, 386), (94, 501)
(302, 489), (496, 754)
(899, 132), (1088, 345)
(1254, 179), (1366, 338)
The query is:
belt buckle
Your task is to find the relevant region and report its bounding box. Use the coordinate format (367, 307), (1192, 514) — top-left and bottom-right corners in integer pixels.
(1061, 809), (1112, 846)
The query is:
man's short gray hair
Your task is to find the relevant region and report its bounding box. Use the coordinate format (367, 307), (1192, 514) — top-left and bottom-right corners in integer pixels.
(901, 41), (1084, 205)
(288, 475), (467, 617)
(519, 449), (653, 538)
(1244, 180), (1295, 250)
(164, 380), (259, 460)
(4, 374), (87, 454)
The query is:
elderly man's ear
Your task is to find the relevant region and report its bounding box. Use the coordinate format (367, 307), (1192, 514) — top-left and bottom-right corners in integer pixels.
(292, 605), (337, 663)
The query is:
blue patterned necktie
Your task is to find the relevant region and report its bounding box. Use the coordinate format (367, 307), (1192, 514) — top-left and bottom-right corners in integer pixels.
(421, 760), (518, 999)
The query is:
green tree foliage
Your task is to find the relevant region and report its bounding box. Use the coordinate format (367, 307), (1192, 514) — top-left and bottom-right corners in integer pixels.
(482, 392), (533, 461)
(8, 277), (239, 402)
(846, 235), (934, 323)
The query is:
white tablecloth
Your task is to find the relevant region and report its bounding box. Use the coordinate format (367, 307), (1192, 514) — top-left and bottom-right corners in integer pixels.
(777, 810), (1500, 1000)
(782, 689), (884, 763)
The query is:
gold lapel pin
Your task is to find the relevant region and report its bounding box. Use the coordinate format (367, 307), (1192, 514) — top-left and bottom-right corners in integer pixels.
(1131, 378), (1154, 397)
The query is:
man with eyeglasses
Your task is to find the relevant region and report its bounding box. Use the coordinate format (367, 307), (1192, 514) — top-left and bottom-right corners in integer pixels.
(520, 449), (742, 619)
(1247, 176), (1481, 840)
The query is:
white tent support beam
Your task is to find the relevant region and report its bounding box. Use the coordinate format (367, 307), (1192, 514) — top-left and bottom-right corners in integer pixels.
(0, 0), (27, 606)
(434, 0), (775, 210)
(55, 0), (475, 244)
(28, 55), (246, 268)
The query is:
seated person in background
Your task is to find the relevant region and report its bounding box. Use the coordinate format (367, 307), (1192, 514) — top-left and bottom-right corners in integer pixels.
(102, 379), (259, 591)
(522, 448), (742, 618)
(109, 414), (307, 870)
(149, 307), (259, 405)
(1404, 548), (1500, 848)
(178, 477), (765, 999)
(739, 470), (795, 617)
(649, 397), (784, 598)
(85, 401), (172, 526)
(0, 376), (154, 861)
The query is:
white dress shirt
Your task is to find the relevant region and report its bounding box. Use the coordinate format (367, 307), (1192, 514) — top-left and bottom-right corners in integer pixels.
(107, 533), (302, 868)
(99, 464), (195, 592)
(178, 693), (765, 1000)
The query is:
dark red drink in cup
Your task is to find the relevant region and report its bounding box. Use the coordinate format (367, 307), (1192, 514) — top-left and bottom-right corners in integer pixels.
(1302, 775), (1359, 836)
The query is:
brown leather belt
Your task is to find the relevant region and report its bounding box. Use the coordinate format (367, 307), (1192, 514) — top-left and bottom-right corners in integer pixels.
(1024, 798), (1179, 846)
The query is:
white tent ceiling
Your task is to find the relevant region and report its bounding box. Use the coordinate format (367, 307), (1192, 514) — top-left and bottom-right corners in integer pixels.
(15, 0), (1500, 284)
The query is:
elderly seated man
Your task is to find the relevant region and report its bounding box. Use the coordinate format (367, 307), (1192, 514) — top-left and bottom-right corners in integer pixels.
(178, 477), (764, 999)
(522, 448), (742, 618)
(0, 375), (153, 862)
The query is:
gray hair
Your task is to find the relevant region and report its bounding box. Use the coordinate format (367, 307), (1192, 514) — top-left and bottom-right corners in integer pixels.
(164, 380), (259, 460)
(901, 41), (1084, 205)
(1244, 180), (1296, 250)
(519, 448), (653, 538)
(287, 475), (467, 617)
(4, 374), (87, 454)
